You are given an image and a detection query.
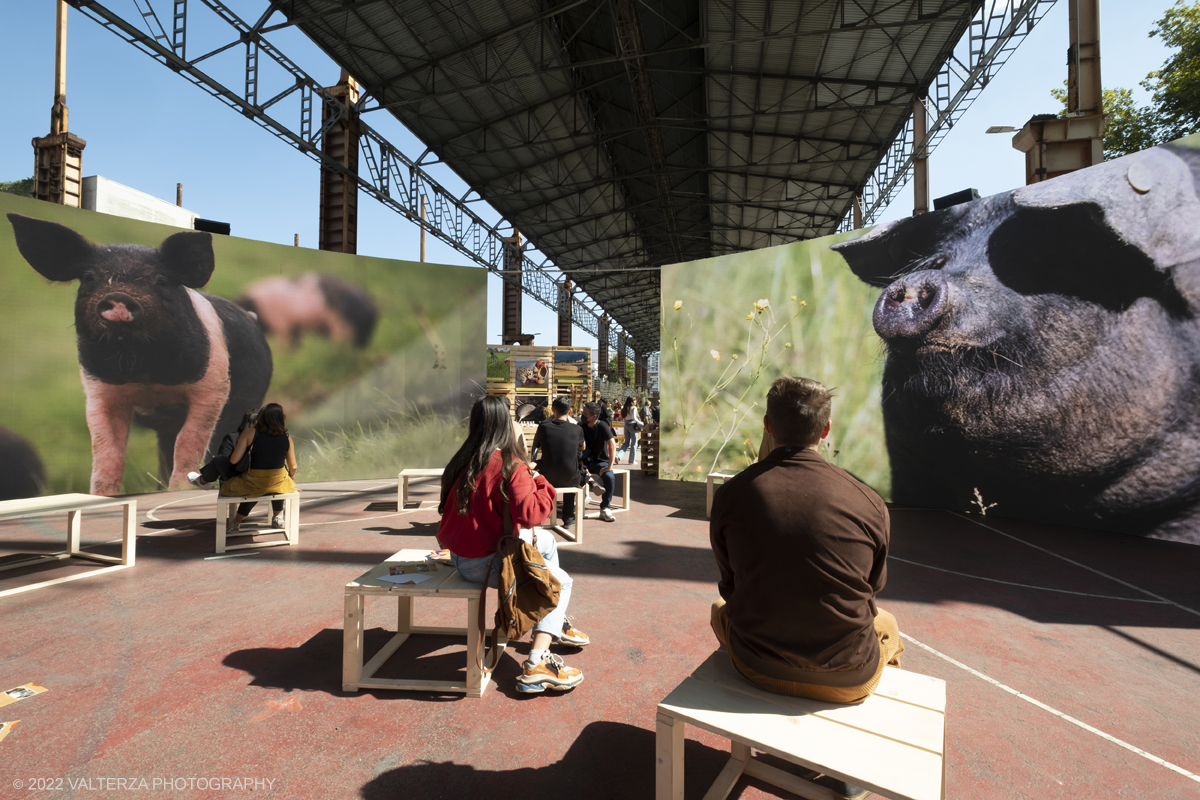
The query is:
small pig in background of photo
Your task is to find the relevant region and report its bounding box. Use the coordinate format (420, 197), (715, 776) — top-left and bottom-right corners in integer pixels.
(832, 139), (1200, 543)
(0, 425), (45, 500)
(238, 272), (378, 348)
(6, 214), (273, 496)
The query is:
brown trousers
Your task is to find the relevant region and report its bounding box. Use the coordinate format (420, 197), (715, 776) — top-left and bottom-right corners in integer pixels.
(711, 598), (904, 704)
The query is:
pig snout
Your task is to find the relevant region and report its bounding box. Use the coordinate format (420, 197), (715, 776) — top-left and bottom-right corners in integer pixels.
(98, 292), (141, 323)
(874, 270), (948, 340)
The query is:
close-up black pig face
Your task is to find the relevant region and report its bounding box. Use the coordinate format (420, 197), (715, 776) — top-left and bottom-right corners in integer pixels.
(7, 214), (272, 496)
(832, 141), (1200, 542)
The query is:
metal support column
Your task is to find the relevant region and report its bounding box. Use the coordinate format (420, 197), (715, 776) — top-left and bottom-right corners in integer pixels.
(502, 232), (524, 345)
(33, 0), (86, 207)
(319, 70), (360, 253)
(852, 195), (863, 230)
(1068, 0), (1103, 165)
(616, 331), (627, 385)
(558, 280), (573, 347)
(912, 95), (929, 216)
(597, 314), (610, 383)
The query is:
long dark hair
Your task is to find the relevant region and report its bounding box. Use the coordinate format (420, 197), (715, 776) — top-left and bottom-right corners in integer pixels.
(621, 396), (634, 416)
(256, 403), (288, 436)
(440, 396), (528, 517)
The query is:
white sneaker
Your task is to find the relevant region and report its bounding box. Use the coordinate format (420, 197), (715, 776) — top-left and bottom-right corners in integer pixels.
(226, 518), (241, 534)
(188, 471), (204, 487)
(272, 514), (285, 529)
(599, 507), (615, 523)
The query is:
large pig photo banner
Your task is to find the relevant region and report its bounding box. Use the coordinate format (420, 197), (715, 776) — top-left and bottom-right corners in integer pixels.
(663, 133), (1200, 545)
(0, 192), (485, 499)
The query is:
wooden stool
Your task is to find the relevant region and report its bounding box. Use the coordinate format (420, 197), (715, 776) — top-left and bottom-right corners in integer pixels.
(398, 468), (444, 509)
(342, 549), (506, 697)
(0, 494), (137, 598)
(583, 467), (632, 518)
(656, 651), (946, 800)
(549, 486), (585, 545)
(706, 472), (735, 518)
(215, 492), (299, 554)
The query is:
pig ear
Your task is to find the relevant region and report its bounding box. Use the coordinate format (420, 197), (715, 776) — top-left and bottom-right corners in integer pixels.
(6, 213), (94, 282)
(159, 231), (214, 288)
(831, 210), (964, 287)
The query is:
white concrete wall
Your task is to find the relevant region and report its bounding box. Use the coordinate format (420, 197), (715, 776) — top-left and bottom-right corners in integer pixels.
(82, 176), (197, 229)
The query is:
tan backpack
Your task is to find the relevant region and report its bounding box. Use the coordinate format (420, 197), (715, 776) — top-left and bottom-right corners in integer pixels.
(475, 480), (562, 673)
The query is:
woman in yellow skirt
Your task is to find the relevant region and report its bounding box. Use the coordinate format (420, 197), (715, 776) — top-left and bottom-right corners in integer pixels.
(219, 403), (298, 533)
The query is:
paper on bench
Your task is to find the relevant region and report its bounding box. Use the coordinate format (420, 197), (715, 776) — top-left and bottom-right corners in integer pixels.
(378, 572), (434, 585)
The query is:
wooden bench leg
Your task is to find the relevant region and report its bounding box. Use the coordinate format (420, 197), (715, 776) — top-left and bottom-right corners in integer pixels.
(704, 742), (751, 800)
(287, 494), (299, 546)
(397, 595), (413, 634)
(216, 501), (229, 554)
(121, 500), (136, 566)
(343, 593), (365, 691)
(66, 509), (81, 556)
(465, 595), (487, 697)
(656, 711), (685, 800)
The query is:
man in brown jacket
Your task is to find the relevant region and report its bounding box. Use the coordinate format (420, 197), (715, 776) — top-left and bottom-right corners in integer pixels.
(710, 376), (902, 800)
(709, 376), (902, 798)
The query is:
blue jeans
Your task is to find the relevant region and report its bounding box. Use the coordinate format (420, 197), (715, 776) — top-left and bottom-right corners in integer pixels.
(587, 459), (616, 509)
(449, 528), (572, 639)
(620, 422), (639, 463)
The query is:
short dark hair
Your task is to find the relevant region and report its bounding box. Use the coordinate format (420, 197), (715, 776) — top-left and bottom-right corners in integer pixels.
(766, 377), (832, 446)
(583, 402), (600, 417)
(552, 396), (571, 414)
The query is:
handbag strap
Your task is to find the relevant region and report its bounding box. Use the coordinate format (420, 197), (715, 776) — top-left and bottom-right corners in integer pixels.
(475, 474), (517, 675)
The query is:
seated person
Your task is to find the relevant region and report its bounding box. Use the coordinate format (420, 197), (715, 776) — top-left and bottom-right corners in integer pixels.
(188, 409), (258, 488)
(581, 402), (617, 523)
(531, 397), (586, 528)
(709, 377), (900, 800)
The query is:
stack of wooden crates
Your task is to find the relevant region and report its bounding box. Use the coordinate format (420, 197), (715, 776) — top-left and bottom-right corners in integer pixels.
(641, 391), (660, 477)
(485, 344), (592, 452)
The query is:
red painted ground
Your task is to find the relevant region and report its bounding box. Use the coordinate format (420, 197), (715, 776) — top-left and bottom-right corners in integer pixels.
(1, 474), (1198, 799)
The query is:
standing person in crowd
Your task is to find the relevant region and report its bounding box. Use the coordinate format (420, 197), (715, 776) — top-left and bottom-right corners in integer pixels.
(581, 402), (618, 523)
(531, 396), (587, 529)
(188, 408), (259, 488)
(616, 396), (643, 465)
(642, 397), (653, 430)
(598, 398), (615, 426)
(438, 395), (590, 693)
(219, 403), (298, 533)
(709, 377), (898, 800)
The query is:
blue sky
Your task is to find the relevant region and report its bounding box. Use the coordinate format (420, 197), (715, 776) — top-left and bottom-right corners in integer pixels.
(0, 0), (1182, 354)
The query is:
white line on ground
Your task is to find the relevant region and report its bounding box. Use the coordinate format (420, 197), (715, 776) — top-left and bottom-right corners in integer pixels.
(949, 511), (1200, 619)
(888, 556), (1169, 603)
(900, 632), (1200, 784)
(203, 552), (261, 560)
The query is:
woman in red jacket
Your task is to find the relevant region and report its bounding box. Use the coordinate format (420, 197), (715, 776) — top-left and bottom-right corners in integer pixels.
(438, 395), (590, 693)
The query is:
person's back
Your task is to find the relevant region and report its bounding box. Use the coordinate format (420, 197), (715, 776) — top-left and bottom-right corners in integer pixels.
(711, 447), (888, 685)
(531, 398), (586, 527)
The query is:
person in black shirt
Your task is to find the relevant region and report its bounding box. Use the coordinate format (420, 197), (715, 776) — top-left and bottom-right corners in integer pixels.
(531, 397), (586, 527)
(582, 402), (617, 522)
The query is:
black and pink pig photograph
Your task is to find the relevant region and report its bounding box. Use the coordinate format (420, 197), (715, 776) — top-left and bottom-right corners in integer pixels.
(0, 196), (486, 498)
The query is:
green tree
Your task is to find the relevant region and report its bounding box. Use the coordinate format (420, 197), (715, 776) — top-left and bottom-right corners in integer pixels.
(1048, 1), (1200, 159)
(0, 177), (34, 197)
(1144, 0), (1200, 141)
(605, 358), (635, 383)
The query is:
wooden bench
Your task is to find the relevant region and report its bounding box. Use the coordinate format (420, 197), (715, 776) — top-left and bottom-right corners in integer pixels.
(215, 492), (299, 554)
(0, 493), (136, 598)
(657, 651), (946, 800)
(342, 548), (506, 697)
(549, 486), (585, 545)
(398, 468), (444, 509)
(706, 472), (735, 518)
(583, 466), (632, 519)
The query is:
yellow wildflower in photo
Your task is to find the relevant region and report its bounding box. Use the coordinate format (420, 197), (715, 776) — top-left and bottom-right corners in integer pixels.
(710, 350), (720, 361)
(754, 298), (770, 311)
(673, 300), (683, 310)
(745, 313), (753, 320)
(731, 354), (738, 360)
(790, 295), (797, 301)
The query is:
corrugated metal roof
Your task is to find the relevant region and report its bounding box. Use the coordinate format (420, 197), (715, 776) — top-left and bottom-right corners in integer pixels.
(286, 0), (976, 350)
